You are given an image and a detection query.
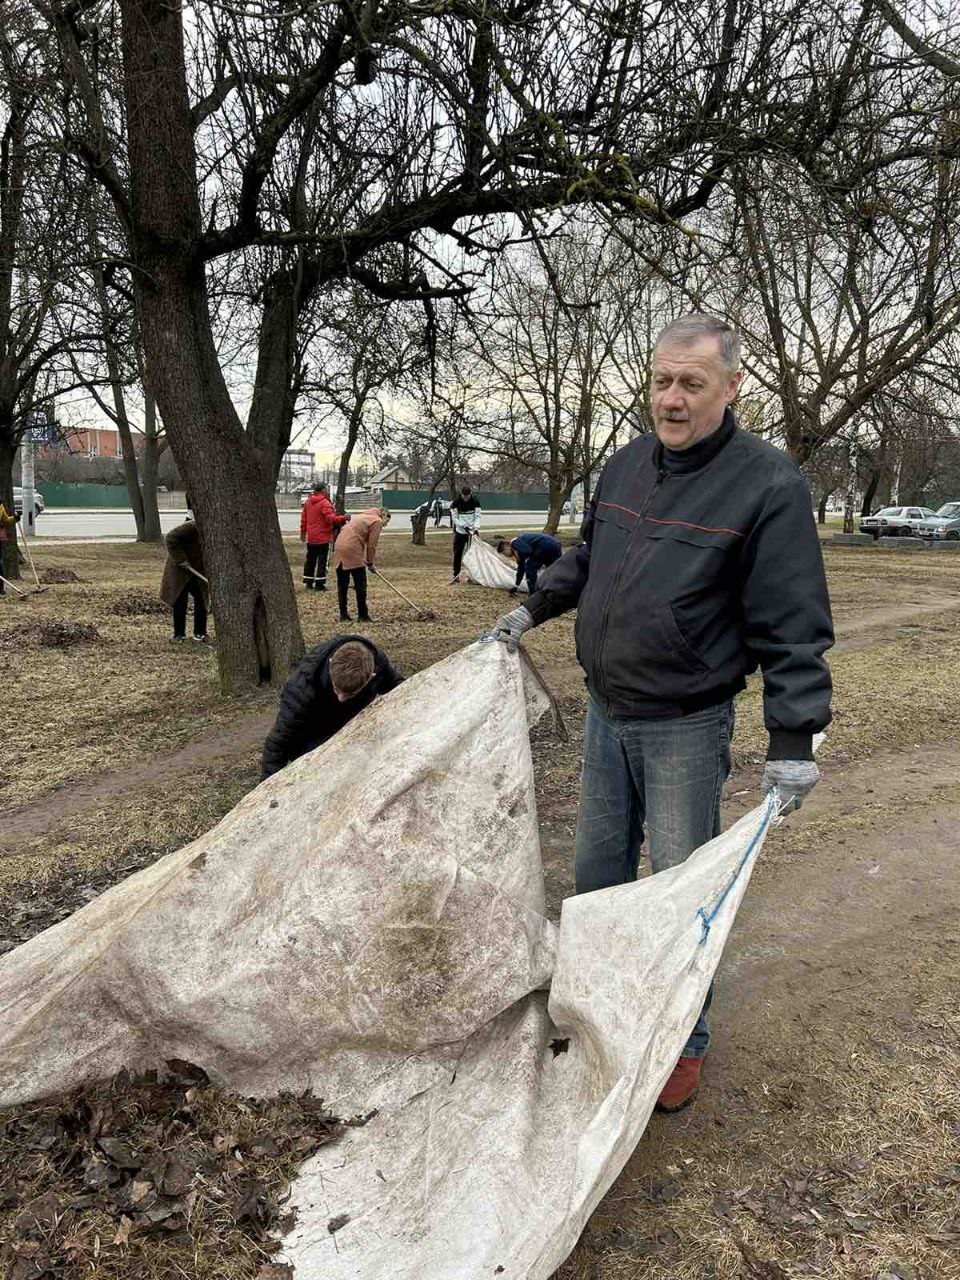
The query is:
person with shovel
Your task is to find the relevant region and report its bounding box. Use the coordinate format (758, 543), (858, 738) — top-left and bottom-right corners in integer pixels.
(485, 313), (833, 1114)
(261, 636), (403, 777)
(300, 482), (347, 591)
(332, 506), (390, 623)
(160, 518), (209, 642)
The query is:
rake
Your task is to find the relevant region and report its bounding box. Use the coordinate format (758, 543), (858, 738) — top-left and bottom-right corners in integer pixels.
(370, 568), (438, 621)
(15, 519), (47, 593)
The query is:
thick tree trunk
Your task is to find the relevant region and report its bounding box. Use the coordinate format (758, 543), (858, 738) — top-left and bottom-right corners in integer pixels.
(119, 0), (303, 690)
(411, 507), (429, 545)
(860, 468), (881, 517)
(543, 485), (567, 535)
(817, 491), (830, 524)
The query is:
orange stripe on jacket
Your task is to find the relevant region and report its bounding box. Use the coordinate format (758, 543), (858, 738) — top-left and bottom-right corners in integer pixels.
(597, 501), (744, 539)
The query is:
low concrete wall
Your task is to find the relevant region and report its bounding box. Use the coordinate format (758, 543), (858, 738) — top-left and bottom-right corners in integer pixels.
(830, 533), (875, 546)
(928, 540), (960, 551)
(877, 536), (927, 551)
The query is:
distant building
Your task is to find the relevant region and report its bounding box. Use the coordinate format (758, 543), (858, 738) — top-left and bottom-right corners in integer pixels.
(40, 426), (146, 460)
(278, 449), (315, 491)
(366, 463), (416, 491)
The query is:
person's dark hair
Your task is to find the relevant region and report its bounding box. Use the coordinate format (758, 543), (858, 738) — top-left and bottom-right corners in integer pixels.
(459, 484), (472, 498)
(313, 481), (327, 494)
(329, 641), (375, 697)
(496, 539), (514, 556)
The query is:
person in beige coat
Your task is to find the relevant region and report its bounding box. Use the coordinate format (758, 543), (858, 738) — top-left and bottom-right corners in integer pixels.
(332, 507), (390, 622)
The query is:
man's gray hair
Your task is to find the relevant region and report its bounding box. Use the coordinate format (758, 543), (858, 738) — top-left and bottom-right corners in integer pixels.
(654, 313), (741, 374)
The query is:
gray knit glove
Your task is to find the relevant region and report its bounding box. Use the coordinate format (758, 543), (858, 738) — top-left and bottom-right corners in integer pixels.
(481, 604), (535, 653)
(762, 760), (820, 814)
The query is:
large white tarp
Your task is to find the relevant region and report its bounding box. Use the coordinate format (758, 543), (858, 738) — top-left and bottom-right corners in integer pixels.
(462, 535), (528, 591)
(0, 641), (774, 1279)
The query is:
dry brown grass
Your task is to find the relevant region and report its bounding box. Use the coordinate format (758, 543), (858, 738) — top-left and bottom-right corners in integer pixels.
(3, 533), (960, 1280)
(556, 982), (960, 1280)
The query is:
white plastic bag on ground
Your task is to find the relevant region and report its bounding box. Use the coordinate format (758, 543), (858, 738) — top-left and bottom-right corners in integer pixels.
(0, 641), (774, 1279)
(462, 535), (527, 591)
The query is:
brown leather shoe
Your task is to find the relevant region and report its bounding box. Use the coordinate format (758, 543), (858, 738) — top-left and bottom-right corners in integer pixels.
(655, 1056), (704, 1112)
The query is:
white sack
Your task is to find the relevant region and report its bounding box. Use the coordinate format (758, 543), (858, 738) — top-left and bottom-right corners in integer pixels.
(462, 535), (528, 591)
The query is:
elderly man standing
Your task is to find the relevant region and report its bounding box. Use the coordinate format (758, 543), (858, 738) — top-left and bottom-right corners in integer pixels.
(487, 313), (833, 1112)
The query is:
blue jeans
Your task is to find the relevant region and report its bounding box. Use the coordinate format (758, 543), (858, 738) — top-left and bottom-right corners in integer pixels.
(574, 697), (735, 1058)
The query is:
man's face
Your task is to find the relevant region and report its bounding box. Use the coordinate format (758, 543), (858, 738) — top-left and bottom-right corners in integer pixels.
(650, 338), (742, 451)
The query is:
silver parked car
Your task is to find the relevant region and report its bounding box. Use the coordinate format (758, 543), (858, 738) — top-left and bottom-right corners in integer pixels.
(914, 501), (960, 541)
(12, 486), (44, 520)
(859, 504), (938, 539)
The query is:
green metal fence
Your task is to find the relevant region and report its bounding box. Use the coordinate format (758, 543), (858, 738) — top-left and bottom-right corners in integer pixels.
(39, 483), (132, 508)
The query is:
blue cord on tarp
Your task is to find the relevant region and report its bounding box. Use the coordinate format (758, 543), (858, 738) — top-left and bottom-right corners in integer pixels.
(696, 791), (778, 946)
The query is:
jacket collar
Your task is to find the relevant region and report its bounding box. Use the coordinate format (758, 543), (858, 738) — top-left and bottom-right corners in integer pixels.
(653, 408), (738, 475)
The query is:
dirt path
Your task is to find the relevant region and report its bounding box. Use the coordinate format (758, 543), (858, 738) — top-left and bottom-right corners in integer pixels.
(1, 711), (273, 849)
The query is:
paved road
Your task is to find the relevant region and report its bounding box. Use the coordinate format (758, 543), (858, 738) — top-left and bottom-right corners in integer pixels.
(31, 508), (572, 541)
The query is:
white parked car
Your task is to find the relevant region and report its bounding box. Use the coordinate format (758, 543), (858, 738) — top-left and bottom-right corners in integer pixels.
(914, 501), (960, 540)
(859, 505), (937, 538)
(12, 487), (44, 520)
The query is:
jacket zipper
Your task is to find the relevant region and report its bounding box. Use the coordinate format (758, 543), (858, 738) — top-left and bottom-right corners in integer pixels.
(595, 467), (667, 701)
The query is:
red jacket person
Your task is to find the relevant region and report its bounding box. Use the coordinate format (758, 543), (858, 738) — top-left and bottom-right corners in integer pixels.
(300, 482), (348, 591)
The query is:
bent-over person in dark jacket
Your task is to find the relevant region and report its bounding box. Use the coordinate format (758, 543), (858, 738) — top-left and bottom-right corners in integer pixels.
(261, 636), (402, 778)
(485, 312), (834, 1115)
(159, 520), (208, 642)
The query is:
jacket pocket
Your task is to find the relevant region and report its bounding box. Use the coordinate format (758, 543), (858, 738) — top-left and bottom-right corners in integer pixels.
(654, 605), (713, 674)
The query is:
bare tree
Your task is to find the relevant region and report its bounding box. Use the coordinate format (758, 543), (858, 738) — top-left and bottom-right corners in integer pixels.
(467, 225), (651, 531)
(298, 285), (424, 513)
(1, 9), (102, 580)
(38, 0), (953, 686)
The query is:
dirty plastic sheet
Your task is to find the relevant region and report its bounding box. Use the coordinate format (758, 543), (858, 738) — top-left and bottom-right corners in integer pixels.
(0, 644), (553, 1112)
(0, 642), (774, 1279)
(462, 535), (528, 591)
(281, 799), (774, 1279)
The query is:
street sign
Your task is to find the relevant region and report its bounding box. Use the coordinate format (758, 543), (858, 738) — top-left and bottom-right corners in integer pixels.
(25, 415), (58, 445)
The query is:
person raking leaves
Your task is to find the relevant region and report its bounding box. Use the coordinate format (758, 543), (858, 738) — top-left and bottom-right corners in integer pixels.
(160, 517), (209, 642)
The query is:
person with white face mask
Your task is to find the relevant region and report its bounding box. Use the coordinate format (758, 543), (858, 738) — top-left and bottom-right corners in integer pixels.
(486, 313), (833, 1113)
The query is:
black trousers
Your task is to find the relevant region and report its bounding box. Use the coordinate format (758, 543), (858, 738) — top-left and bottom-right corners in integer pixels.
(303, 542), (329, 588)
(336, 565), (369, 619)
(172, 578), (208, 637)
(452, 531), (470, 576)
